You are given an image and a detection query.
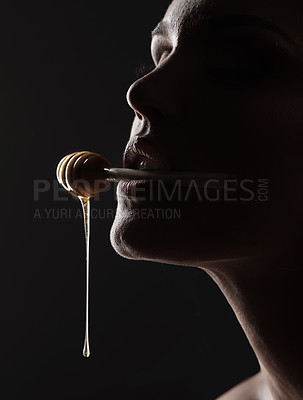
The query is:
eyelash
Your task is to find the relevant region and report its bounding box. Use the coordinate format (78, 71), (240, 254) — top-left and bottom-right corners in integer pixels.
(135, 63), (155, 79)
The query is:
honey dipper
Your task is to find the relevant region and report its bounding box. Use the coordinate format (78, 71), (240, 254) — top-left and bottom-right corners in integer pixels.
(57, 151), (232, 198)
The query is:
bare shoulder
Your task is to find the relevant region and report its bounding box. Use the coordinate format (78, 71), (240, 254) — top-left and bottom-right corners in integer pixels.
(215, 372), (274, 400)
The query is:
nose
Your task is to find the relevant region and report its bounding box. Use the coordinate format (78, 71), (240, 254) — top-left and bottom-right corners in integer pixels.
(126, 58), (181, 123)
(126, 74), (164, 123)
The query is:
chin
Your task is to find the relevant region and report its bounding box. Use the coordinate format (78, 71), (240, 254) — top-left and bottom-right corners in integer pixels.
(109, 200), (182, 264)
(110, 195), (251, 267)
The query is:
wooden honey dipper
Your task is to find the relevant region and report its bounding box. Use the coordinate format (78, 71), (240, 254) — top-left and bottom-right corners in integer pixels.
(57, 151), (233, 198)
(56, 151), (112, 198)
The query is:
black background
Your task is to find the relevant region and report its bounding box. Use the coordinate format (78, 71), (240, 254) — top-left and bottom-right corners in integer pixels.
(3, 1), (258, 399)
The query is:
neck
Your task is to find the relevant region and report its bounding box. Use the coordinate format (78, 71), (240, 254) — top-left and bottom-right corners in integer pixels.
(203, 257), (303, 400)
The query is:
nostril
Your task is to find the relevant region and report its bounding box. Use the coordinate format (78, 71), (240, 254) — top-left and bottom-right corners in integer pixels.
(135, 111), (143, 120)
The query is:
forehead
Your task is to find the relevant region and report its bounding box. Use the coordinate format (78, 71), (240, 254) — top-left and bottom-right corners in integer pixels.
(163, 0), (303, 40)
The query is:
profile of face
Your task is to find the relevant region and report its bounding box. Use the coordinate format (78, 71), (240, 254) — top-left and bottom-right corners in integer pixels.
(110, 0), (303, 268)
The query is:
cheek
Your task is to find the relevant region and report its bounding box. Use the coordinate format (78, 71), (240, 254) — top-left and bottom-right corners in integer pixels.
(184, 79), (303, 177)
(225, 85), (303, 245)
(236, 85), (303, 192)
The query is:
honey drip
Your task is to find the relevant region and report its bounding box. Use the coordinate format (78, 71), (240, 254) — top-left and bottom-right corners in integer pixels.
(79, 197), (91, 358)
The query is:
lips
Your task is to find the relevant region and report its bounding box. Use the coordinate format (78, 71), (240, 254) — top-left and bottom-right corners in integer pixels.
(123, 136), (172, 171)
(118, 136), (173, 199)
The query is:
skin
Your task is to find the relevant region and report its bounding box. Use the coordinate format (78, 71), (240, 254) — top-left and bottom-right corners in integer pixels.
(110, 0), (303, 398)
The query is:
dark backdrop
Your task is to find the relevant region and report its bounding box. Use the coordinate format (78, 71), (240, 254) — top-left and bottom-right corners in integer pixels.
(3, 1), (258, 399)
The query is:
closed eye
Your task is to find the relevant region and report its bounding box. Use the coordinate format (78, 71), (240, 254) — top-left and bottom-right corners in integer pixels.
(135, 48), (171, 80)
(152, 48), (172, 66)
(135, 63), (155, 79)
(151, 34), (173, 66)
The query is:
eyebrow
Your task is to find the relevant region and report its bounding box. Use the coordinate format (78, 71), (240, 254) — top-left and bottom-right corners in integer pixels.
(151, 14), (294, 45)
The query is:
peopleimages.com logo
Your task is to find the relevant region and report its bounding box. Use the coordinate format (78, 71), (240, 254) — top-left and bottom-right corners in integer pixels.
(33, 178), (269, 202)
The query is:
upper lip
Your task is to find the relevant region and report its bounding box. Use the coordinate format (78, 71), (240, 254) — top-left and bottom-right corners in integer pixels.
(123, 136), (172, 170)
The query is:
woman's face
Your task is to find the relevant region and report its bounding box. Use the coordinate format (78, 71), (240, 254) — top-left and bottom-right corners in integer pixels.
(110, 0), (303, 268)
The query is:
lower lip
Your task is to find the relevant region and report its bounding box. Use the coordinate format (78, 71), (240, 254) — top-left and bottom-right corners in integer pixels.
(117, 180), (152, 199)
